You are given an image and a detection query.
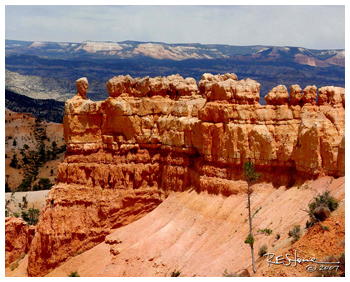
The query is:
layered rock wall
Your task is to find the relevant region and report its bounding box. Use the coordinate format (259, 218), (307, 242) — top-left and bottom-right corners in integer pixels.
(27, 73), (345, 276)
(63, 73), (345, 180)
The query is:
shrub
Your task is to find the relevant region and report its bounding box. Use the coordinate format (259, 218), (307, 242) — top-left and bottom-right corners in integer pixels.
(258, 244), (268, 257)
(10, 253), (26, 271)
(10, 261), (19, 271)
(288, 225), (302, 243)
(252, 206), (262, 218)
(5, 182), (11, 193)
(9, 154), (18, 168)
(68, 271), (80, 277)
(275, 233), (281, 240)
(22, 196), (28, 207)
(52, 141), (57, 151)
(244, 233), (254, 246)
(223, 269), (250, 277)
(306, 191), (339, 227)
(17, 177), (32, 192)
(313, 206), (331, 221)
(21, 208), (40, 226)
(222, 269), (241, 277)
(258, 228), (273, 236)
(170, 270), (181, 277)
(38, 178), (53, 190)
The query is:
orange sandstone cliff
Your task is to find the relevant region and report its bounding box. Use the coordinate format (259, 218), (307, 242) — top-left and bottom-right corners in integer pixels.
(5, 217), (35, 268)
(26, 73), (345, 276)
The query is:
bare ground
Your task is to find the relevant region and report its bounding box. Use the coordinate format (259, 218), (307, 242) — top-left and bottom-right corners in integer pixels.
(6, 176), (345, 277)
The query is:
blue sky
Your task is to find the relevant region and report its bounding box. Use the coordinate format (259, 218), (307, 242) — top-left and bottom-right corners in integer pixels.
(5, 5), (345, 49)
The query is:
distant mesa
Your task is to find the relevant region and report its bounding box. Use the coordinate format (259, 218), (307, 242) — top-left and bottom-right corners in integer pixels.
(5, 39), (345, 67)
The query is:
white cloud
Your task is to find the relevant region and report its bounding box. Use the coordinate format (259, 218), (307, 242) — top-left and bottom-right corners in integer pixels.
(5, 5), (345, 49)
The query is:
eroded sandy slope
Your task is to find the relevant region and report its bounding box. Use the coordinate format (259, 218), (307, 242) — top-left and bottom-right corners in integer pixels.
(40, 176), (344, 277)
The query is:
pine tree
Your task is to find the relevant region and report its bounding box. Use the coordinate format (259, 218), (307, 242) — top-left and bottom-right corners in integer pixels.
(243, 161), (262, 273)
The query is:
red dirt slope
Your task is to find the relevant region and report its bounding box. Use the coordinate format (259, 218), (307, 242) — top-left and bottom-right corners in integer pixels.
(39, 176), (344, 277)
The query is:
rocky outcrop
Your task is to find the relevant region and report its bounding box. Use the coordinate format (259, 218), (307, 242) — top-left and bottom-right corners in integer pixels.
(264, 85), (289, 105)
(106, 74), (198, 98)
(5, 217), (35, 267)
(27, 74), (345, 276)
(75, 77), (89, 99)
(318, 86), (345, 107)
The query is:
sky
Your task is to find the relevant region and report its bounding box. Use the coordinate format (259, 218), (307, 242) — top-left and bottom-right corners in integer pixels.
(5, 4), (346, 50)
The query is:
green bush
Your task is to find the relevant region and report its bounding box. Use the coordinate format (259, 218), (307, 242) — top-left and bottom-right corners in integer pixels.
(38, 178), (53, 190)
(10, 261), (19, 271)
(252, 206), (262, 218)
(222, 269), (241, 277)
(258, 244), (268, 257)
(222, 269), (249, 277)
(17, 177), (32, 192)
(307, 191), (339, 227)
(258, 228), (273, 236)
(170, 270), (181, 277)
(288, 225), (302, 243)
(68, 271), (80, 277)
(21, 208), (40, 226)
(9, 154), (18, 168)
(244, 233), (254, 246)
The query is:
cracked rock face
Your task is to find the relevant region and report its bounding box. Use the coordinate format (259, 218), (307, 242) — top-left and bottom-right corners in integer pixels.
(27, 73), (345, 276)
(5, 217), (35, 267)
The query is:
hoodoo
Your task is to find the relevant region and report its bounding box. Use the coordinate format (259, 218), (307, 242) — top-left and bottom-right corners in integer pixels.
(26, 73), (344, 276)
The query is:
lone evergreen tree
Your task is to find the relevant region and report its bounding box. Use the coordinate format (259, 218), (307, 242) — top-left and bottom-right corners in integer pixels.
(243, 161), (262, 273)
